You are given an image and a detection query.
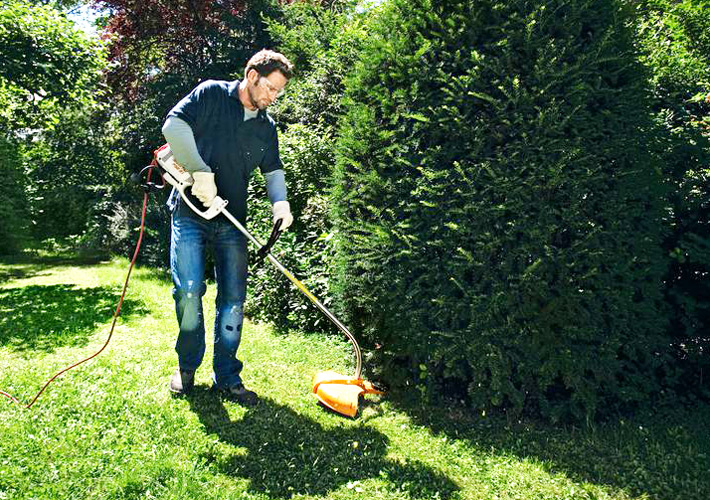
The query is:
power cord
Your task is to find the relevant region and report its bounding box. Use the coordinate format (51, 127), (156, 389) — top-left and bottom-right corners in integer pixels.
(1, 168), (155, 408)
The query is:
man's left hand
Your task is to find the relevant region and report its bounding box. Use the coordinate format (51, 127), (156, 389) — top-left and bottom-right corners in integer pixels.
(272, 201), (293, 230)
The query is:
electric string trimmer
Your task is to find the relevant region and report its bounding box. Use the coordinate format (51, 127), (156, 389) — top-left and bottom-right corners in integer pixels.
(147, 144), (383, 417)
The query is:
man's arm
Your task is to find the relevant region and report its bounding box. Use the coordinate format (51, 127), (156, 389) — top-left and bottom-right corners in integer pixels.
(161, 116), (211, 173)
(260, 122), (293, 229)
(264, 169), (287, 204)
(162, 115), (216, 207)
(265, 169), (292, 229)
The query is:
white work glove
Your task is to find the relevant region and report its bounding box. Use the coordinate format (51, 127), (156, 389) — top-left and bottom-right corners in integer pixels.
(191, 172), (218, 207)
(272, 200), (293, 230)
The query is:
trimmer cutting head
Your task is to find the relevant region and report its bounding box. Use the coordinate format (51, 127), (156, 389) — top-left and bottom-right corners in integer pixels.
(312, 370), (384, 418)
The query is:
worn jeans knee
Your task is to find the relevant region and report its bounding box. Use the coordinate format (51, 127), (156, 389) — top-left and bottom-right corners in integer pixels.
(173, 281), (207, 332)
(216, 302), (243, 353)
(170, 213), (210, 372)
(211, 221), (248, 387)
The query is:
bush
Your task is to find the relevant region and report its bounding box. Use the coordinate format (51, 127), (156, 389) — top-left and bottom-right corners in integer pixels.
(244, 0), (369, 333)
(333, 0), (670, 421)
(0, 137), (29, 254)
(245, 125), (338, 333)
(78, 186), (172, 267)
(634, 0), (710, 398)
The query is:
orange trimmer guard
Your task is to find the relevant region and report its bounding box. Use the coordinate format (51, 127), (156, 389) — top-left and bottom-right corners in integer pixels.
(312, 371), (384, 418)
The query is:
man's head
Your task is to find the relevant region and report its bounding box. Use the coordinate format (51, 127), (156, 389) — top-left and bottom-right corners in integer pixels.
(242, 49), (294, 111)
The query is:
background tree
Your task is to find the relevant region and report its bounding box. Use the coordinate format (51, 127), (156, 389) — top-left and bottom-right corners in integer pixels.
(0, 0), (106, 251)
(97, 0), (277, 102)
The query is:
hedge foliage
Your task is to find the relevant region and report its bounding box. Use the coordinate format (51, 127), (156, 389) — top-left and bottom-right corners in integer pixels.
(333, 0), (671, 420)
(635, 0), (710, 398)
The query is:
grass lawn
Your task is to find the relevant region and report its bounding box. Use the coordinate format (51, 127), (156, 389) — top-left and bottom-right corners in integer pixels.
(0, 253), (708, 500)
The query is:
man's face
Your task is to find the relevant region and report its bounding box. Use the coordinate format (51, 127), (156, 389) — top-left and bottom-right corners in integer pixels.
(246, 69), (288, 110)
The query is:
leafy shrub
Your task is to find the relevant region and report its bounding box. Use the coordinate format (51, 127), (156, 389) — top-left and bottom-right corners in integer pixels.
(0, 137), (28, 254)
(78, 187), (172, 267)
(634, 0), (710, 398)
(22, 105), (127, 243)
(245, 125), (338, 333)
(333, 0), (670, 421)
(244, 1), (368, 333)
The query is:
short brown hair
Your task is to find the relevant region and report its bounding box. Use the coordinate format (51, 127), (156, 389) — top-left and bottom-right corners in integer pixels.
(245, 49), (294, 80)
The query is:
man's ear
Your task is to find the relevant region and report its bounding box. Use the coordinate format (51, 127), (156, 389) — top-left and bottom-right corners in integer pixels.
(246, 68), (260, 84)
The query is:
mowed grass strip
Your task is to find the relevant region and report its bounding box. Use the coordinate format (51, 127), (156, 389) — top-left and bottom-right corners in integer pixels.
(0, 254), (708, 500)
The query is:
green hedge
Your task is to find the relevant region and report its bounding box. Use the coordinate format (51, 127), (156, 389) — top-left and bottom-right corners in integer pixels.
(333, 0), (670, 420)
(635, 0), (710, 399)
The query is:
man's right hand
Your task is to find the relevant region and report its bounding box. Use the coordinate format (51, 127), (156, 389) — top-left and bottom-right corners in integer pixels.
(192, 172), (218, 207)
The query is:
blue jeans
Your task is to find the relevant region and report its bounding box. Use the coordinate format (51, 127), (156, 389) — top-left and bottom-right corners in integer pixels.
(170, 213), (248, 388)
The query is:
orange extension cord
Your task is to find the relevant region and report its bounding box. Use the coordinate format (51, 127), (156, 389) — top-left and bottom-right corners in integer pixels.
(1, 172), (153, 409)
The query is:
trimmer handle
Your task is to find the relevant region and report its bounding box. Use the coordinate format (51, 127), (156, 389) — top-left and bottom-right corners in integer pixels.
(253, 218), (283, 267)
(178, 193), (228, 221)
(153, 144), (228, 220)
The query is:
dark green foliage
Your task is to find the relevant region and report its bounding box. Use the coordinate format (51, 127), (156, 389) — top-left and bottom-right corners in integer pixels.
(245, 124), (338, 332)
(0, 137), (29, 254)
(78, 187), (173, 267)
(334, 0), (670, 420)
(244, 1), (368, 332)
(22, 105), (128, 243)
(634, 0), (710, 397)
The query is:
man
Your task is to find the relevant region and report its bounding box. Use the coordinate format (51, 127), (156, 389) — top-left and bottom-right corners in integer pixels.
(162, 49), (294, 405)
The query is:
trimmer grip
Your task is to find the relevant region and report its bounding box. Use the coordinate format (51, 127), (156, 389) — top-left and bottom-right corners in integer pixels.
(179, 194), (228, 220)
(153, 144), (228, 221)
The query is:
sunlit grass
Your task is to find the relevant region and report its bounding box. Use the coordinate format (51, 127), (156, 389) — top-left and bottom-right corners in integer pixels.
(0, 254), (707, 500)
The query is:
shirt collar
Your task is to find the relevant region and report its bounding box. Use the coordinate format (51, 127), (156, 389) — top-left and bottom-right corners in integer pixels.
(229, 79), (267, 120)
(228, 80), (240, 99)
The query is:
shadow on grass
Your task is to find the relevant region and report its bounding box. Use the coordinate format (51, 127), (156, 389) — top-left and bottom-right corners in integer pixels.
(0, 284), (147, 353)
(388, 390), (710, 500)
(0, 252), (109, 282)
(186, 387), (459, 499)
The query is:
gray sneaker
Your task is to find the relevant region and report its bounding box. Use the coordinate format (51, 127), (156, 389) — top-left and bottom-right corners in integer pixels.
(214, 383), (258, 406)
(169, 368), (195, 395)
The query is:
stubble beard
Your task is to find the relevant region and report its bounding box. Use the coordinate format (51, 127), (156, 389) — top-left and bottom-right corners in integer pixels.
(248, 86), (268, 111)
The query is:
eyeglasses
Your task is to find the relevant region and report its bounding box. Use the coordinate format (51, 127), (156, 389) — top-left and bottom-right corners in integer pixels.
(259, 77), (286, 98)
